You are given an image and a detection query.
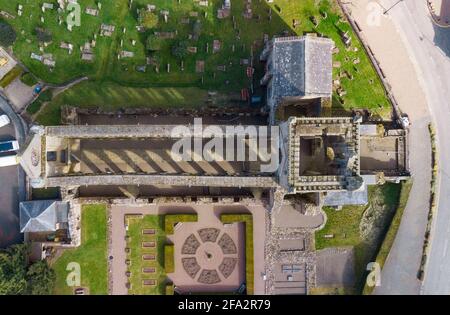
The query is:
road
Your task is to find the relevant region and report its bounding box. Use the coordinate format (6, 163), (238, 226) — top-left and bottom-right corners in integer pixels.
(343, 0), (431, 294)
(343, 0), (450, 294)
(383, 0), (450, 295)
(0, 94), (27, 249)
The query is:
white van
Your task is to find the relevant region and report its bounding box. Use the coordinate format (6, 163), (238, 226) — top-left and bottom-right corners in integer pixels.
(0, 155), (18, 167)
(0, 114), (10, 128)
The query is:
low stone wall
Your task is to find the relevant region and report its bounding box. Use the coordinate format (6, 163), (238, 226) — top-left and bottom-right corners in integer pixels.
(46, 174), (278, 188)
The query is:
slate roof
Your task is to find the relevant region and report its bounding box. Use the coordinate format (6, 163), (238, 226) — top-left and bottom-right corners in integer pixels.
(269, 36), (333, 101)
(19, 200), (69, 233)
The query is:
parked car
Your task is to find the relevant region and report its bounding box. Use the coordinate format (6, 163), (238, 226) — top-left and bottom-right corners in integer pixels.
(0, 155), (18, 167)
(74, 287), (86, 295)
(0, 140), (19, 153)
(0, 114), (10, 128)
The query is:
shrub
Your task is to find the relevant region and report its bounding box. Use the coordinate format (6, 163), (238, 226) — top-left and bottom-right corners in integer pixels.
(0, 66), (22, 88)
(146, 35), (162, 51)
(27, 89), (53, 115)
(164, 244), (175, 273)
(220, 214), (254, 294)
(171, 41), (188, 59)
(165, 283), (174, 295)
(164, 214), (198, 234)
(139, 10), (158, 29)
(21, 73), (38, 87)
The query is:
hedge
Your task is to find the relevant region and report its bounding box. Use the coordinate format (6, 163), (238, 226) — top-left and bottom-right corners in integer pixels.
(164, 244), (175, 274)
(220, 214), (254, 295)
(164, 214), (198, 234)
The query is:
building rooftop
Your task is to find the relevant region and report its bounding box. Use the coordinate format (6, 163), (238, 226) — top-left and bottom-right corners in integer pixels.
(19, 200), (69, 233)
(268, 36), (333, 101)
(0, 47), (17, 81)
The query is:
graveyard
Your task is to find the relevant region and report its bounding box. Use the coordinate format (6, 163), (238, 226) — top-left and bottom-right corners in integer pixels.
(0, 0), (391, 119)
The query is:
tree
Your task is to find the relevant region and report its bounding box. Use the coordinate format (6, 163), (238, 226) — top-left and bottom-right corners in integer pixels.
(171, 40), (188, 59)
(27, 261), (55, 295)
(0, 21), (16, 47)
(146, 34), (162, 51)
(0, 244), (28, 295)
(139, 9), (158, 29)
(0, 244), (55, 295)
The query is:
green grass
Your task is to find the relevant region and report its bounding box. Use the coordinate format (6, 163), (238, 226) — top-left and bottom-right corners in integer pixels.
(220, 214), (254, 295)
(126, 215), (167, 295)
(52, 204), (108, 295)
(0, 65), (22, 88)
(27, 89), (53, 115)
(164, 214), (198, 235)
(20, 72), (38, 86)
(35, 81), (210, 125)
(362, 180), (413, 295)
(1, 0), (391, 120)
(164, 244), (175, 274)
(315, 183), (404, 294)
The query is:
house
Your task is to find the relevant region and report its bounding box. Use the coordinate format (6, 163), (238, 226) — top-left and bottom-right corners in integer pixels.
(0, 47), (17, 81)
(19, 200), (69, 233)
(260, 35), (334, 122)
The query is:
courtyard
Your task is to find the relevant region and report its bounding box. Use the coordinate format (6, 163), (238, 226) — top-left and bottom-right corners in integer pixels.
(109, 201), (265, 294)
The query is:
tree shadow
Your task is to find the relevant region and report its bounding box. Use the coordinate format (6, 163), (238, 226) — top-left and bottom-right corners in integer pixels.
(432, 22), (450, 58)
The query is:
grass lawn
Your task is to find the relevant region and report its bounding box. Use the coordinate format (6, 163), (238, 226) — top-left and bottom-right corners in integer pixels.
(220, 214), (254, 295)
(34, 81), (211, 125)
(126, 215), (167, 295)
(315, 182), (407, 294)
(1, 0), (391, 120)
(27, 89), (52, 116)
(362, 180), (413, 295)
(52, 204), (108, 295)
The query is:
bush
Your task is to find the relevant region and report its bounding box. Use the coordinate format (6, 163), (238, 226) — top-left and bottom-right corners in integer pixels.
(0, 66), (22, 88)
(164, 214), (198, 234)
(21, 73), (38, 87)
(164, 244), (175, 273)
(27, 89), (53, 115)
(220, 214), (254, 294)
(146, 35), (162, 51)
(165, 282), (174, 295)
(139, 10), (158, 29)
(0, 21), (16, 47)
(171, 41), (188, 59)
